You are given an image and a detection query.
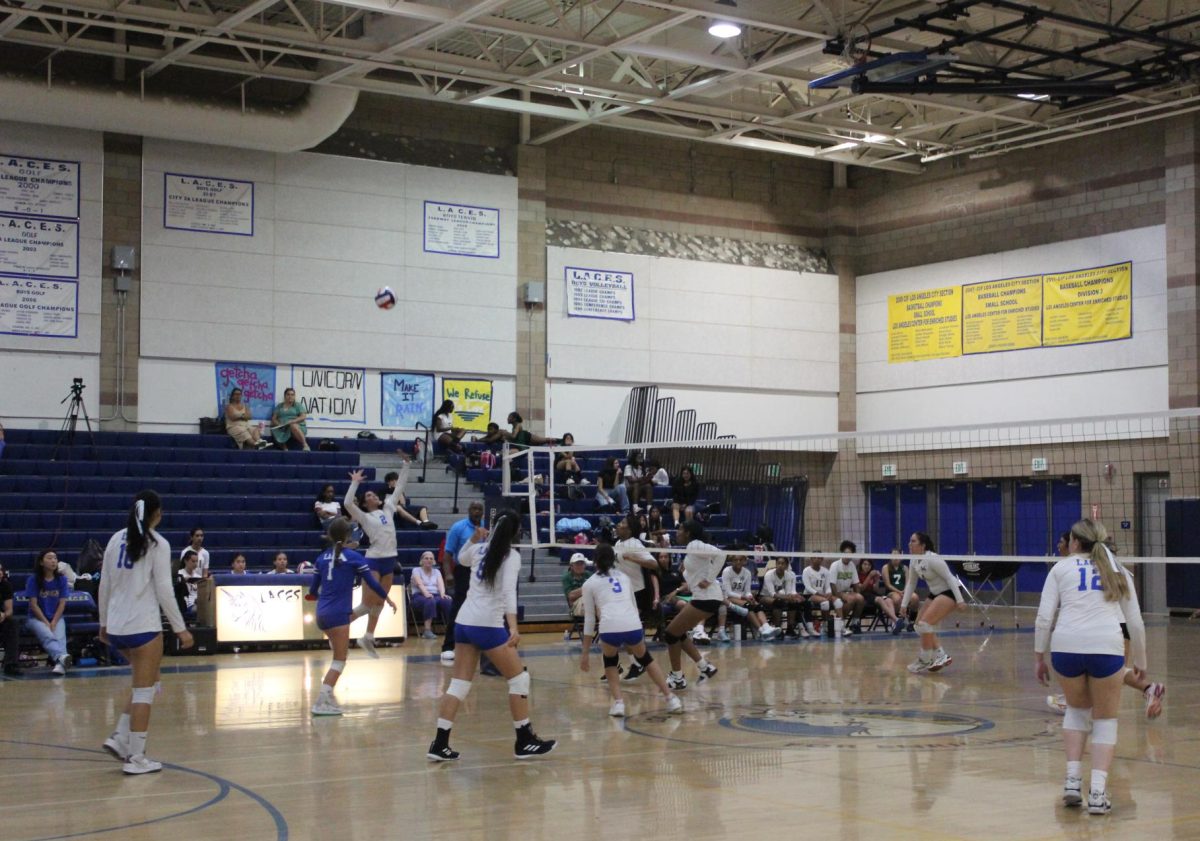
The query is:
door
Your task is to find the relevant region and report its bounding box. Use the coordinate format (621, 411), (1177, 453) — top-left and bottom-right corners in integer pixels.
(1137, 474), (1170, 613)
(868, 484), (897, 554)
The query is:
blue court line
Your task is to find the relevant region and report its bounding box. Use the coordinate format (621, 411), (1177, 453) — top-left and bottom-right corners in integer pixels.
(0, 740), (288, 841)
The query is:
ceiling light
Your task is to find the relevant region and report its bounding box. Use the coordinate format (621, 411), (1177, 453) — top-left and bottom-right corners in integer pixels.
(1017, 93), (1050, 101)
(708, 20), (741, 38)
(824, 141), (860, 153)
(863, 133), (888, 143)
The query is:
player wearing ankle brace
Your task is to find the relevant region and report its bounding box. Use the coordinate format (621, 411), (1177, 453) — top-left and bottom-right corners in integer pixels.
(1034, 518), (1147, 815)
(661, 521), (723, 690)
(98, 491), (193, 775)
(428, 511), (556, 761)
(900, 532), (964, 673)
(307, 517), (396, 716)
(579, 545), (681, 717)
(343, 462), (410, 658)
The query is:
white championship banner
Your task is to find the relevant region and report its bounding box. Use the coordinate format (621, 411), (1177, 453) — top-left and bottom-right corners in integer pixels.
(164, 173), (254, 236)
(423, 200), (500, 258)
(0, 154), (80, 220)
(565, 266), (635, 321)
(0, 277), (78, 338)
(0, 214), (79, 279)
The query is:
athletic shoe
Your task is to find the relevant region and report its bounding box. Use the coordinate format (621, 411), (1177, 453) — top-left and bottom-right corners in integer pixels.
(122, 755), (163, 775)
(796, 626), (812, 639)
(841, 626), (854, 637)
(760, 625), (780, 640)
(609, 700), (626, 717)
(666, 695), (683, 715)
(51, 661), (66, 676)
(805, 622), (818, 636)
(1046, 694), (1068, 715)
(1087, 790), (1111, 815)
(697, 663), (718, 684)
(621, 663), (645, 683)
(715, 628), (731, 643)
(891, 618), (906, 635)
(691, 627), (710, 643)
(1063, 777), (1083, 807)
(907, 658), (932, 674)
(1144, 682), (1166, 719)
(667, 671), (687, 691)
(311, 699), (343, 716)
(359, 636), (379, 659)
(102, 733), (129, 761)
(849, 622), (863, 635)
(420, 521), (439, 530)
(440, 650), (455, 663)
(427, 743), (460, 762)
(61, 654), (72, 668)
(421, 630), (437, 640)
(514, 735), (557, 759)
(599, 665), (623, 682)
(927, 652), (953, 672)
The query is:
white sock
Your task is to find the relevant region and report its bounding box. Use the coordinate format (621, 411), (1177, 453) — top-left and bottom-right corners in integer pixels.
(670, 670), (683, 678)
(319, 684), (333, 701)
(513, 718), (530, 730)
(116, 713), (131, 738)
(919, 649), (934, 662)
(697, 657), (710, 669)
(1067, 761), (1082, 780)
(1091, 770), (1108, 794)
(362, 631), (374, 641)
(436, 718), (453, 731)
(935, 647), (946, 658)
(128, 731), (147, 759)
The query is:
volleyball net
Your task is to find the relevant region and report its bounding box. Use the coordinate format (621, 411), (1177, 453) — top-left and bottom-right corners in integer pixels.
(495, 408), (1200, 616)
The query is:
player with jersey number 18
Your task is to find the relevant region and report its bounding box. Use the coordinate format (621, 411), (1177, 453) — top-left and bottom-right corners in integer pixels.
(579, 545), (682, 717)
(97, 490), (193, 776)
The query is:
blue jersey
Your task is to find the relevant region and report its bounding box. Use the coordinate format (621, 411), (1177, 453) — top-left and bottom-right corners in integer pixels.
(445, 517), (478, 566)
(309, 548), (389, 621)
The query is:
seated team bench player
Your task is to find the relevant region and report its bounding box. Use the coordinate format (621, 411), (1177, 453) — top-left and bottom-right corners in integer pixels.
(759, 556), (807, 638)
(717, 553), (779, 640)
(801, 556), (847, 639)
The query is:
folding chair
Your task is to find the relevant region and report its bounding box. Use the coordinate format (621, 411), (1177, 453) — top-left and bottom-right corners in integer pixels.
(953, 560), (1022, 629)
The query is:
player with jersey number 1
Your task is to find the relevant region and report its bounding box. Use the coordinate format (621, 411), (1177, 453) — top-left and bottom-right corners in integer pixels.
(579, 545), (682, 717)
(97, 490), (193, 775)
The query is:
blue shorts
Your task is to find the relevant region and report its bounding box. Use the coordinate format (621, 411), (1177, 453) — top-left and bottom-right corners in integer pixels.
(108, 631), (160, 650)
(366, 556), (397, 578)
(316, 611), (350, 632)
(1051, 651), (1126, 679)
(455, 623), (510, 651)
(599, 629), (645, 648)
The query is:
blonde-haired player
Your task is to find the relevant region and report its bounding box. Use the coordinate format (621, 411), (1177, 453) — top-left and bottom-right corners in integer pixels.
(579, 545), (681, 716)
(1035, 518), (1148, 814)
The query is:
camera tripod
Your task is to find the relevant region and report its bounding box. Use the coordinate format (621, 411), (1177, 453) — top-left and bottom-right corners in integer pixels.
(52, 380), (95, 461)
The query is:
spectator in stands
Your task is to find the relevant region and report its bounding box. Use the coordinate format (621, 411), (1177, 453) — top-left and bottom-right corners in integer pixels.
(505, 412), (555, 449)
(440, 500), (485, 663)
(473, 422), (505, 446)
(230, 554), (248, 575)
(25, 549), (72, 674)
(0, 562), (19, 676)
(646, 507), (667, 543)
(650, 461), (671, 486)
(270, 387), (310, 451)
(0, 419), (5, 459)
(596, 457), (630, 514)
(670, 466), (700, 527)
(177, 550), (203, 613)
(180, 527), (210, 576)
(623, 452), (655, 512)
(829, 541), (864, 635)
(380, 471), (438, 530)
(314, 484), (342, 531)
(717, 553), (779, 641)
(760, 557), (806, 638)
(224, 387), (269, 450)
(411, 551), (452, 639)
(433, 400), (467, 454)
(562, 554), (593, 618)
(878, 549), (919, 633)
(554, 433), (583, 485)
(267, 552), (291, 574)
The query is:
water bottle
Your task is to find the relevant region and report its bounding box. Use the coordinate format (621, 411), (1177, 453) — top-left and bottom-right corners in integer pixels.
(733, 624), (742, 642)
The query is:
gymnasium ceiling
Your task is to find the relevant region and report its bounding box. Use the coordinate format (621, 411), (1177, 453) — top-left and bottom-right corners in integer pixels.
(1, 0), (1199, 173)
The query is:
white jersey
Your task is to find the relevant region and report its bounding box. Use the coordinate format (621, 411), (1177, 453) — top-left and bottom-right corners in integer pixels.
(179, 546), (210, 575)
(455, 541), (520, 628)
(681, 540), (726, 601)
(902, 552), (964, 605)
(801, 565), (831, 595)
(99, 528), (186, 635)
(1035, 554), (1146, 669)
(344, 473), (405, 559)
(613, 537), (655, 594)
(760, 568), (797, 598)
(721, 566), (754, 599)
(828, 559), (858, 593)
(581, 570), (642, 636)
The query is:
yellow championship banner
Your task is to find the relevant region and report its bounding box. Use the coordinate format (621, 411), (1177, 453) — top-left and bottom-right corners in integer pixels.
(887, 285), (962, 363)
(962, 275), (1043, 354)
(1042, 262), (1132, 347)
(441, 378), (493, 432)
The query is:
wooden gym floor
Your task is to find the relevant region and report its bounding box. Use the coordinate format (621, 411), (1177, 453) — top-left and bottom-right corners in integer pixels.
(2, 613), (1198, 841)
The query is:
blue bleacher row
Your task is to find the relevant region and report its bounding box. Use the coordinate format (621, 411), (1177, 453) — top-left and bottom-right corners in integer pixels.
(0, 459), (375, 483)
(0, 511), (320, 531)
(0, 475), (374, 498)
(1, 492), (345, 513)
(4, 427), (420, 456)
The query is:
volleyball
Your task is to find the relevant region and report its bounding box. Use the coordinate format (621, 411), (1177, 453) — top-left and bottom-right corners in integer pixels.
(374, 286), (396, 309)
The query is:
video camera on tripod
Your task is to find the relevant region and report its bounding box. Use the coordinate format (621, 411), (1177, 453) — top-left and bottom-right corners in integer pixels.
(53, 376), (94, 459)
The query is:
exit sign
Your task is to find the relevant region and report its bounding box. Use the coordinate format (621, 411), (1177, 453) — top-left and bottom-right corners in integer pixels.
(1031, 457), (1048, 472)
(952, 461), (968, 475)
(882, 463), (897, 478)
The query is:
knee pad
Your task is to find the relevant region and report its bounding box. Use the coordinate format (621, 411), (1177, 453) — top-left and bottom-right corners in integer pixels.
(635, 651), (655, 669)
(447, 678), (473, 701)
(914, 620), (935, 635)
(729, 603), (749, 618)
(131, 686), (156, 705)
(329, 659), (345, 674)
(833, 598), (844, 611)
(1091, 718), (1118, 745)
(663, 630), (685, 645)
(819, 601), (830, 612)
(1063, 706), (1092, 733)
(507, 670), (531, 697)
(602, 654), (620, 669)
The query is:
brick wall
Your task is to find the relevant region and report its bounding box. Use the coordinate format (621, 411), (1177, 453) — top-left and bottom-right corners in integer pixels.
(99, 133), (143, 430)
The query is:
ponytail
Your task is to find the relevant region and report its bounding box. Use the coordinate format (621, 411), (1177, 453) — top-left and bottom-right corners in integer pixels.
(125, 490), (162, 562)
(594, 544), (616, 575)
(1070, 518), (1128, 602)
(326, 518), (352, 564)
(482, 510), (520, 587)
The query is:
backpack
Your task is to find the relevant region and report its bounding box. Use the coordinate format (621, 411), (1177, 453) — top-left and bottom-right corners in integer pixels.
(76, 538), (104, 576)
(480, 450), (497, 469)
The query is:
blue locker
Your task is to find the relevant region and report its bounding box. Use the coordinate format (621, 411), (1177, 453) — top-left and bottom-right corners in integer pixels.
(899, 483), (929, 548)
(938, 483), (969, 556)
(971, 481), (1003, 555)
(1050, 479), (1082, 545)
(868, 484), (897, 554)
